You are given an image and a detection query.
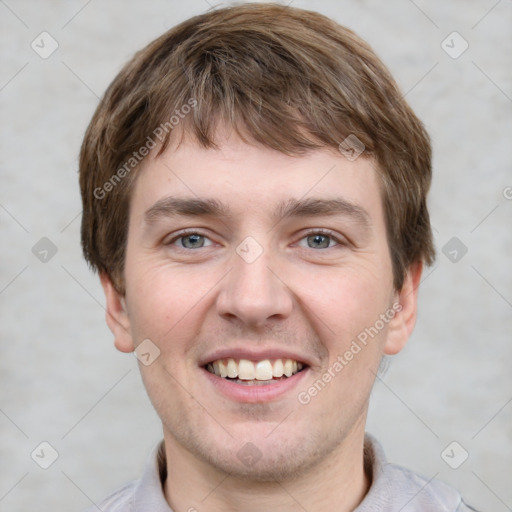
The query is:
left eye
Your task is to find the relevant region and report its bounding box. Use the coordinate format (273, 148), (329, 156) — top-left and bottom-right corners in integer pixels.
(299, 233), (339, 249)
(173, 233), (213, 249)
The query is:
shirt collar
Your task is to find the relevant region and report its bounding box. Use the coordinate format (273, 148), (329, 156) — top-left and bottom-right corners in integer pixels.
(132, 440), (173, 511)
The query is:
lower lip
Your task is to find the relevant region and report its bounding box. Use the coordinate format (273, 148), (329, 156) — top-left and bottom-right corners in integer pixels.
(201, 367), (309, 403)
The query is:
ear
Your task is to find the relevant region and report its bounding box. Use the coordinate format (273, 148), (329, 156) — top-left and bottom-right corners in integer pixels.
(383, 262), (423, 355)
(100, 272), (135, 353)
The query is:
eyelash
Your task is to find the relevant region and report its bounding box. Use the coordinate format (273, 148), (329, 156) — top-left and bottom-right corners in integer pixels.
(165, 229), (346, 249)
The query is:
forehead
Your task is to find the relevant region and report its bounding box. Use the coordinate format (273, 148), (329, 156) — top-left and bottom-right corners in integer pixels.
(129, 132), (384, 227)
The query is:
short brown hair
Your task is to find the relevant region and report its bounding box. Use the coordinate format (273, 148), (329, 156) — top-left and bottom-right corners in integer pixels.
(79, 2), (435, 294)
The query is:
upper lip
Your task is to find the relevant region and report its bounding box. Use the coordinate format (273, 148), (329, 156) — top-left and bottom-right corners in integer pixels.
(198, 347), (312, 367)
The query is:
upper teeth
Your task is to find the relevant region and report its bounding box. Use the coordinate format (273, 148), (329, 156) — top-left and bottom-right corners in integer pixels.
(206, 358), (304, 380)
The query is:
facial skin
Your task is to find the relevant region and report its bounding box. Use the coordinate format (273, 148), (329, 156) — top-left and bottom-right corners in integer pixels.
(101, 128), (422, 512)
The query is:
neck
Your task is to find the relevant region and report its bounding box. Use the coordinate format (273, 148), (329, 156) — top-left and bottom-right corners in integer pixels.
(163, 426), (370, 512)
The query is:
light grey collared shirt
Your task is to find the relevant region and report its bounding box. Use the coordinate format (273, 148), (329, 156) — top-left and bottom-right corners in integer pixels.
(86, 435), (477, 511)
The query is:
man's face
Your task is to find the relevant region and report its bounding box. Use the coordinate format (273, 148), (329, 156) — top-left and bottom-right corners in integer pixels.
(104, 130), (417, 480)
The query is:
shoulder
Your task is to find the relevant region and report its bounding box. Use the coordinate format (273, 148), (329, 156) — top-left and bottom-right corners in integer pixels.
(83, 441), (169, 512)
(359, 434), (478, 512)
(83, 480), (136, 512)
(382, 462), (469, 511)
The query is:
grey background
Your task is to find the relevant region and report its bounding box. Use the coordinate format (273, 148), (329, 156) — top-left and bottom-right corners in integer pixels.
(1, 0), (511, 510)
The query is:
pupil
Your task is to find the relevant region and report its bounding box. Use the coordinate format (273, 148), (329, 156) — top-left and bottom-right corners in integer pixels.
(309, 234), (329, 248)
(184, 234), (203, 248)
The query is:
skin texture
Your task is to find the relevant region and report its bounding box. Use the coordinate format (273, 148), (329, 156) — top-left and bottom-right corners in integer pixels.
(101, 128), (422, 512)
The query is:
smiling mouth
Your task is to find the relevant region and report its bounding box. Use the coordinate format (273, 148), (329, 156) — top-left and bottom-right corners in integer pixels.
(204, 358), (306, 386)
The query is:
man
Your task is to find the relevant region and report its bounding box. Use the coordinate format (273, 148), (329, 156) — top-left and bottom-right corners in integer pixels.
(80, 3), (476, 510)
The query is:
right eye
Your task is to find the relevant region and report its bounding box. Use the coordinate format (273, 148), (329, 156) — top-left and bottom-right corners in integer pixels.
(167, 231), (214, 249)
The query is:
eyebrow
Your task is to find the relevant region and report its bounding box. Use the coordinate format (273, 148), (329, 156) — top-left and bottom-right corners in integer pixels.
(274, 198), (371, 228)
(144, 197), (231, 223)
(143, 196), (371, 229)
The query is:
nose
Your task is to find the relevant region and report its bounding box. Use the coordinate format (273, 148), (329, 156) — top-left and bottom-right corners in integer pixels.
(216, 246), (293, 328)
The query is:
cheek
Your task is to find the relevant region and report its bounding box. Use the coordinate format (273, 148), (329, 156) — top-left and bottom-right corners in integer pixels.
(124, 260), (217, 349)
(291, 258), (392, 341)
(298, 267), (391, 409)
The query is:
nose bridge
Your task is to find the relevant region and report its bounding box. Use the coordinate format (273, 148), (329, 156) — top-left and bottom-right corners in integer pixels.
(216, 240), (292, 326)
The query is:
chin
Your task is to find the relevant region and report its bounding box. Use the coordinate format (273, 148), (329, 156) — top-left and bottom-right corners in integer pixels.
(174, 424), (335, 483)
(203, 447), (319, 482)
